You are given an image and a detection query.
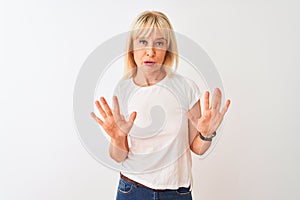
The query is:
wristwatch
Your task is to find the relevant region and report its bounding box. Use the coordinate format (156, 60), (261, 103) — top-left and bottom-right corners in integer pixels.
(198, 131), (216, 142)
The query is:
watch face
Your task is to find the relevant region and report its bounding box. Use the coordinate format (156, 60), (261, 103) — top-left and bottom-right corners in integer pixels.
(212, 131), (217, 137)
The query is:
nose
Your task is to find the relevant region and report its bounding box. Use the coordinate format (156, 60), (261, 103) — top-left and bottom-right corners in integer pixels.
(146, 48), (155, 57)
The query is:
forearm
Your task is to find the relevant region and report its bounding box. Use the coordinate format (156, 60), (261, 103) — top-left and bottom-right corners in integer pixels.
(190, 133), (212, 155)
(109, 135), (129, 163)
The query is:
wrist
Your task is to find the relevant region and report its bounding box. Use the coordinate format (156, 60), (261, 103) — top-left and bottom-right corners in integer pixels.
(111, 134), (127, 144)
(111, 128), (127, 140)
(198, 131), (216, 142)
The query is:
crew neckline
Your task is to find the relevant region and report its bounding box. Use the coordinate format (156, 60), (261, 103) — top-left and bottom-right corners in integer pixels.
(131, 74), (168, 88)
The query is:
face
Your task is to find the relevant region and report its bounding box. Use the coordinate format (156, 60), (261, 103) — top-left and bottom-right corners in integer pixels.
(132, 29), (168, 71)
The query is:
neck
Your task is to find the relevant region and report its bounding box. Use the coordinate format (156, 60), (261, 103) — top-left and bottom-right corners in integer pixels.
(133, 67), (166, 87)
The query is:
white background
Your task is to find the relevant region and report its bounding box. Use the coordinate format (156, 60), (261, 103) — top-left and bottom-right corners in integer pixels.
(1, 0), (300, 199)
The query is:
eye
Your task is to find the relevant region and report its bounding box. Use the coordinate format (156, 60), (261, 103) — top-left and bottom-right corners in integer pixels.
(155, 41), (164, 46)
(139, 40), (147, 45)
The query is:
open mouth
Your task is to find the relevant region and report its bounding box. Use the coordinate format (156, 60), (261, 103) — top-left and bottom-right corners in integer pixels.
(144, 61), (156, 66)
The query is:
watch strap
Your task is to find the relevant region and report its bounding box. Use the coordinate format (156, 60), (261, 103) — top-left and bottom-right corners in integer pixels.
(198, 131), (216, 141)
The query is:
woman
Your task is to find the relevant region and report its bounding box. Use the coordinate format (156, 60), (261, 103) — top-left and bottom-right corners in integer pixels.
(91, 11), (230, 200)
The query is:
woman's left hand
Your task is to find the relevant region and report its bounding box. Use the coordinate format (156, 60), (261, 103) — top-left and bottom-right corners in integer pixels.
(187, 88), (231, 138)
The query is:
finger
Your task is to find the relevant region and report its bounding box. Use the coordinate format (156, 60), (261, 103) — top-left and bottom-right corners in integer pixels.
(100, 97), (113, 117)
(113, 96), (121, 115)
(220, 99), (231, 116)
(120, 114), (125, 121)
(211, 88), (222, 111)
(204, 91), (210, 110)
(90, 112), (104, 126)
(129, 111), (137, 123)
(95, 100), (107, 118)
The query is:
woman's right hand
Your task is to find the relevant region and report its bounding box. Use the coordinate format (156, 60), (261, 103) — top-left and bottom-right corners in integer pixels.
(90, 96), (137, 140)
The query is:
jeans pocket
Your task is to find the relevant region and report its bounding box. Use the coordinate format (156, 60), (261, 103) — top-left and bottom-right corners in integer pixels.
(118, 179), (135, 194)
(176, 186), (191, 196)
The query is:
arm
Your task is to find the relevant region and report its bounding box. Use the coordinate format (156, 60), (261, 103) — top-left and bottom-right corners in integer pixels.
(187, 88), (231, 155)
(91, 96), (136, 163)
(109, 134), (129, 163)
(188, 100), (212, 155)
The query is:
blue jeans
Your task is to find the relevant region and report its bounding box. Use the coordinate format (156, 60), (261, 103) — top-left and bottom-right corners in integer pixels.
(116, 177), (192, 200)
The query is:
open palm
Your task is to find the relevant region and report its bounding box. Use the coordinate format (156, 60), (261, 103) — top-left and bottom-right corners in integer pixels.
(187, 88), (230, 137)
(90, 96), (136, 140)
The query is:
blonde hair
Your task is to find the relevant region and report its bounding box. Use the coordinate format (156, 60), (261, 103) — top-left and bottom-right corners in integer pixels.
(124, 11), (178, 78)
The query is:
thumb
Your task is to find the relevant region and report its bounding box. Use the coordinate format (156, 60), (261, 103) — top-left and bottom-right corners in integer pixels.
(129, 111), (137, 124)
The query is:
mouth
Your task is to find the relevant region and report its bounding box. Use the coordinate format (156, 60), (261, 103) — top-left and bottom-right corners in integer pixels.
(144, 61), (156, 66)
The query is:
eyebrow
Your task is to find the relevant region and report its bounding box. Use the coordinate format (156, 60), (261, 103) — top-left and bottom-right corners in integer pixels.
(155, 37), (166, 40)
(136, 37), (166, 40)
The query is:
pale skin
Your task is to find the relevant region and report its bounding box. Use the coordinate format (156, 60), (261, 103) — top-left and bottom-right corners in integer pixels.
(187, 89), (231, 155)
(90, 31), (231, 162)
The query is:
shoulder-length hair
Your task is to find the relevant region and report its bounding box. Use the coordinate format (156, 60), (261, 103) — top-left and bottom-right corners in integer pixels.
(124, 11), (178, 78)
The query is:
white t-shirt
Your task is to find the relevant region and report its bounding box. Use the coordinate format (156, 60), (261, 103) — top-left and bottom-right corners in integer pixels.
(113, 73), (201, 189)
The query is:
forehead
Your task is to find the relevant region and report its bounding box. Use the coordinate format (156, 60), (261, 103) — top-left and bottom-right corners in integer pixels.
(133, 27), (168, 39)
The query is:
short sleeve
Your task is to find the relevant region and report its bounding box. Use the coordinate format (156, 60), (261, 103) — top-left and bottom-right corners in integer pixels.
(185, 78), (202, 109)
(113, 81), (121, 97)
(112, 79), (126, 116)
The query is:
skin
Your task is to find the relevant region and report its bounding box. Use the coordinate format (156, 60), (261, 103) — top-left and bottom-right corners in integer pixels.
(187, 89), (231, 155)
(132, 30), (168, 87)
(90, 31), (231, 162)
